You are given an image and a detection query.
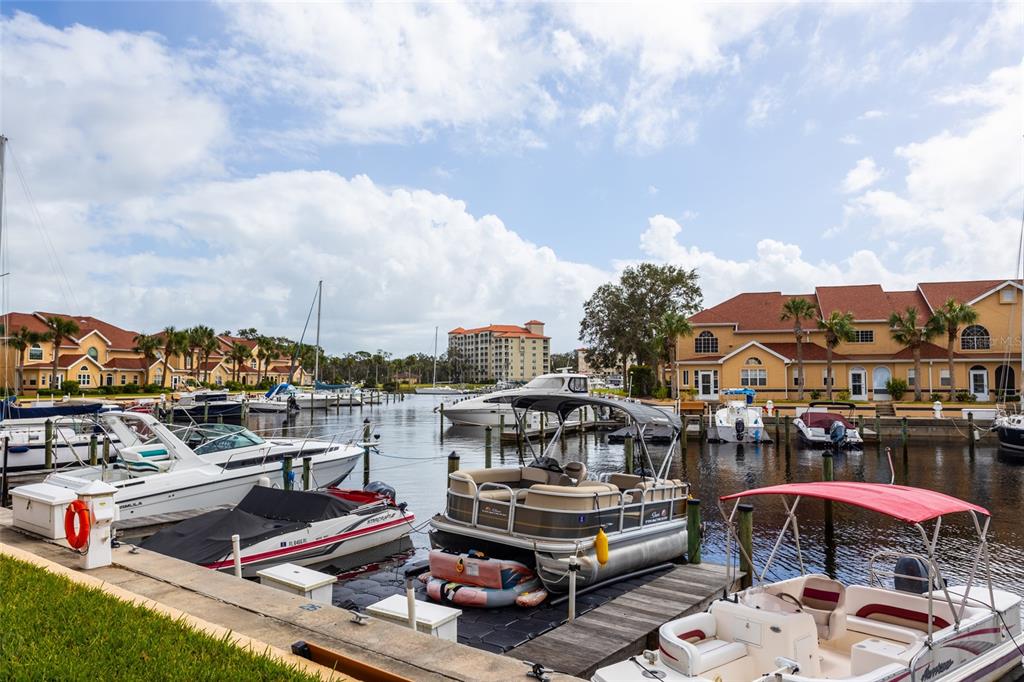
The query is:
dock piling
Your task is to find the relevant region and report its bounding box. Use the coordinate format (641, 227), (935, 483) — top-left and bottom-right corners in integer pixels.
(484, 427), (492, 468)
(203, 403), (209, 422)
(231, 534), (242, 578)
(447, 451), (460, 487)
(967, 411), (975, 457)
(44, 419), (54, 469)
(302, 456), (311, 491)
(88, 434), (98, 466)
(900, 417), (908, 456)
(283, 456), (293, 491)
(1, 437), (9, 506)
(624, 435), (634, 474)
(784, 415), (791, 453)
(874, 416), (881, 453)
(823, 452), (834, 540)
(686, 499), (701, 564)
(738, 504), (753, 589)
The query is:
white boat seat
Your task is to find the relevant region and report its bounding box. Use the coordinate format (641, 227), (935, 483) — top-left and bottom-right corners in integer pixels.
(800, 575), (847, 641)
(477, 488), (529, 502)
(659, 613), (747, 676)
(562, 461), (587, 484)
(524, 484), (621, 511)
(118, 446), (172, 475)
(846, 617), (923, 644)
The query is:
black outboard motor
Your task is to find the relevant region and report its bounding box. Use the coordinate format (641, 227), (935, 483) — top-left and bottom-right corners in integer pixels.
(829, 420), (847, 447)
(894, 556), (931, 594)
(734, 418), (745, 439)
(364, 481), (397, 501)
(529, 457), (564, 474)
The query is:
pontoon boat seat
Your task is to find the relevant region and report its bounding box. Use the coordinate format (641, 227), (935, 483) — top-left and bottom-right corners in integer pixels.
(800, 575), (846, 641)
(561, 461), (587, 484)
(658, 613), (747, 676)
(524, 484), (620, 511)
(637, 479), (687, 502)
(844, 585), (970, 643)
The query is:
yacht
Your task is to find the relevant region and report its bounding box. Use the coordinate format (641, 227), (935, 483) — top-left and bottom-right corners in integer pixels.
(442, 372), (590, 427)
(42, 412), (363, 520)
(994, 412), (1024, 456)
(712, 389), (767, 443)
(430, 393), (690, 593)
(593, 482), (1022, 682)
(0, 402), (121, 480)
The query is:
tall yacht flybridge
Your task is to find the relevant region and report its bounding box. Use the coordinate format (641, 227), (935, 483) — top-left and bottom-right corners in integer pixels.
(430, 391), (690, 592)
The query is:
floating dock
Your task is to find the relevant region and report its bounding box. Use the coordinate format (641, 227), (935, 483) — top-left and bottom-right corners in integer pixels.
(506, 562), (736, 679)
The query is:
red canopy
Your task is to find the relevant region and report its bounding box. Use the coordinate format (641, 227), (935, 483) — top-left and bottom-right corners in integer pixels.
(720, 482), (989, 524)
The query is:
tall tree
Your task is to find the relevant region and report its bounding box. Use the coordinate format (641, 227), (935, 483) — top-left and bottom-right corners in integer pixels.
(653, 311), (693, 398)
(889, 307), (944, 402)
(158, 326), (185, 388)
(580, 263), (702, 388)
(780, 297), (818, 401)
(228, 342), (251, 383)
(7, 326), (49, 392)
(237, 327), (259, 340)
(194, 327), (220, 383)
(931, 298), (979, 400)
(44, 316), (80, 391)
(818, 311), (856, 400)
(256, 336), (279, 383)
(133, 333), (161, 386)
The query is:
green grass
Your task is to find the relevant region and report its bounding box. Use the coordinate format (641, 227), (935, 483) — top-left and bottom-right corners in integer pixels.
(0, 555), (320, 681)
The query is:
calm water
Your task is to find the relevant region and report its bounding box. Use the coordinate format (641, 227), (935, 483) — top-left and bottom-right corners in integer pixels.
(247, 395), (1024, 592)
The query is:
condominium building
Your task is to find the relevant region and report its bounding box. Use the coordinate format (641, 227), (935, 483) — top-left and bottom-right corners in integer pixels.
(677, 279), (1021, 402)
(448, 320), (550, 382)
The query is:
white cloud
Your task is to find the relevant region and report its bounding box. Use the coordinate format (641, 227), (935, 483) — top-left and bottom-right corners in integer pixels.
(647, 185), (660, 196)
(578, 102), (616, 127)
(552, 29), (588, 74)
(842, 157), (884, 193)
(859, 109), (886, 120)
(746, 86), (782, 128)
(839, 134), (861, 145)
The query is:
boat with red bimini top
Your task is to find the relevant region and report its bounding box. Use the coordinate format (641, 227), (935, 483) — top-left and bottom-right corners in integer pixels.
(593, 482), (1022, 682)
(140, 482), (414, 577)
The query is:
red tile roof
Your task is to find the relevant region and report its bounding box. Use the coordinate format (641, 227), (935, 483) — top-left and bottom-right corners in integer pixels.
(55, 353), (91, 369)
(885, 290), (930, 314)
(524, 320), (544, 325)
(34, 312), (140, 350)
(450, 324), (550, 339)
(218, 335), (257, 350)
(690, 292), (815, 331)
(917, 280), (1015, 308)
(104, 357), (150, 370)
(815, 285), (893, 320)
(760, 342), (846, 362)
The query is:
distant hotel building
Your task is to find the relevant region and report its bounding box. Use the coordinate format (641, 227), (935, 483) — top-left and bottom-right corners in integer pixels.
(448, 321), (550, 382)
(676, 280), (1021, 402)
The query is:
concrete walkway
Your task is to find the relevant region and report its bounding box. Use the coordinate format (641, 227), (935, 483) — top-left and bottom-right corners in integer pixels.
(0, 517), (581, 681)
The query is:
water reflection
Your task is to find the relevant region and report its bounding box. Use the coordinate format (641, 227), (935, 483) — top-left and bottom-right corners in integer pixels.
(245, 396), (1024, 592)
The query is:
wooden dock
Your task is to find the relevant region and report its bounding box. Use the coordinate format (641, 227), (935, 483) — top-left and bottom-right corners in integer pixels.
(497, 420), (621, 443)
(506, 562), (736, 679)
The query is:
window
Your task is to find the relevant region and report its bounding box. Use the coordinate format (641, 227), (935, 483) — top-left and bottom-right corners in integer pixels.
(961, 325), (990, 350)
(940, 369), (950, 387)
(185, 355), (193, 369)
(680, 370), (689, 386)
(744, 357), (762, 365)
(87, 347), (98, 360)
(852, 330), (874, 343)
(907, 368), (915, 387)
(694, 331), (718, 354)
(1000, 288), (1017, 303)
(105, 374), (113, 386)
(132, 375), (139, 384)
(822, 369), (834, 386)
(567, 377), (588, 393)
(77, 370), (91, 386)
(29, 344), (43, 361)
(740, 368), (767, 387)
(250, 359), (257, 369)
(120, 374), (127, 385)
(29, 378), (36, 386)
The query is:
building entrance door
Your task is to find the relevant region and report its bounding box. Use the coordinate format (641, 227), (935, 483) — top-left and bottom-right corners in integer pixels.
(849, 368), (867, 401)
(872, 366), (891, 400)
(697, 370), (719, 400)
(969, 366), (989, 402)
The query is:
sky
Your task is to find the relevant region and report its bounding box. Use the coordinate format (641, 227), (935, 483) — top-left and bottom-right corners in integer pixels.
(0, 2), (1021, 356)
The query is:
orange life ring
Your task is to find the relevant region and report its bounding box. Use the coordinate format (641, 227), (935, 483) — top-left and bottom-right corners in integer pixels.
(64, 500), (90, 550)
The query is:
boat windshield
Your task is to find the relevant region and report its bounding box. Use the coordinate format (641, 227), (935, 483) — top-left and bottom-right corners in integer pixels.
(180, 424), (265, 455)
(524, 376), (565, 390)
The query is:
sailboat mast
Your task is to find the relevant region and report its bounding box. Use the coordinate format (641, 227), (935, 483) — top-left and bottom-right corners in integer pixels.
(432, 326), (438, 387)
(314, 280), (322, 384)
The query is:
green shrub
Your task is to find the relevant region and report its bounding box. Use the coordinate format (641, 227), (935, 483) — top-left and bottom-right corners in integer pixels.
(836, 390), (851, 401)
(955, 390), (973, 402)
(652, 384), (669, 399)
(61, 380), (80, 394)
(225, 381), (244, 391)
(100, 385), (120, 395)
(885, 377), (908, 401)
(809, 389), (822, 400)
(121, 384), (140, 394)
(929, 392), (944, 402)
(627, 365), (657, 397)
(143, 383), (163, 393)
(382, 381), (398, 393)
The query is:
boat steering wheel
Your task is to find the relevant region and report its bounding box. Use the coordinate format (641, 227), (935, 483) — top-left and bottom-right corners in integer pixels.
(777, 593), (803, 609)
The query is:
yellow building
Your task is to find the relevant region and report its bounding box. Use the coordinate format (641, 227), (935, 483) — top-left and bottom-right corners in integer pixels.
(676, 280), (1021, 402)
(448, 321), (551, 382)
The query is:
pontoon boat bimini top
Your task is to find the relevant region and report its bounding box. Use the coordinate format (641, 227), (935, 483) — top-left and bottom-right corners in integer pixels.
(508, 394), (681, 430)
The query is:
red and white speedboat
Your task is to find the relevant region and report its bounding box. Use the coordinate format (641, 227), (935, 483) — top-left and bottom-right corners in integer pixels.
(141, 483), (414, 577)
(594, 482), (1023, 682)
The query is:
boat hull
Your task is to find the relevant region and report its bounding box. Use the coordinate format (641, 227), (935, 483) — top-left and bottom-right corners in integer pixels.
(172, 403), (242, 420)
(996, 425), (1024, 453)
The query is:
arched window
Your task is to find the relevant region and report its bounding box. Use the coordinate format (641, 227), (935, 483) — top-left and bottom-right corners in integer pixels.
(694, 331), (719, 354)
(745, 357), (762, 365)
(961, 325), (991, 350)
(29, 343), (42, 360)
(87, 347), (98, 360)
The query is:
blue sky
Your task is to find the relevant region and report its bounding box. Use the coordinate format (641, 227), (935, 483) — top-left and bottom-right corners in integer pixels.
(0, 2), (1021, 354)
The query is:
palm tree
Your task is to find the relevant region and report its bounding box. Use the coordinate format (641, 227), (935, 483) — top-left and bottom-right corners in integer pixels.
(228, 342), (251, 383)
(931, 298), (979, 400)
(818, 311), (855, 400)
(7, 326), (49, 392)
(133, 333), (161, 386)
(780, 297), (818, 401)
(653, 311), (693, 398)
(199, 333), (220, 383)
(255, 336), (276, 384)
(44, 316), (80, 391)
(889, 307), (944, 402)
(187, 325), (217, 382)
(158, 326), (185, 388)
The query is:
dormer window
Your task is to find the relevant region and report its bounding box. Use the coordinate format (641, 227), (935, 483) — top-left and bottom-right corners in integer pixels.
(29, 344), (42, 361)
(744, 357), (762, 365)
(694, 331), (719, 354)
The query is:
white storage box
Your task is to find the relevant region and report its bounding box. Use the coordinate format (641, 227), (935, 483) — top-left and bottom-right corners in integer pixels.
(257, 563), (336, 604)
(367, 595), (461, 641)
(11, 483), (78, 539)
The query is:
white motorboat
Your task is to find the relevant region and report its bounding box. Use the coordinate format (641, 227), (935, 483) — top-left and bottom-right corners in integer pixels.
(263, 383), (336, 409)
(994, 412), (1024, 456)
(794, 401), (865, 449)
(442, 372), (590, 427)
(713, 389), (767, 443)
(430, 393), (690, 593)
(593, 482), (1022, 682)
(140, 482), (414, 577)
(416, 385), (469, 395)
(171, 389), (243, 420)
(42, 412), (363, 520)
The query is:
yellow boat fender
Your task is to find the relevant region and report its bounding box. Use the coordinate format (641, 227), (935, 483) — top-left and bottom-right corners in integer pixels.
(595, 527), (609, 566)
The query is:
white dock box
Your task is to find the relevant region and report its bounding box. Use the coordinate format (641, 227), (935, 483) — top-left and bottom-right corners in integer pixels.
(257, 563), (336, 604)
(10, 483), (78, 539)
(366, 595), (461, 641)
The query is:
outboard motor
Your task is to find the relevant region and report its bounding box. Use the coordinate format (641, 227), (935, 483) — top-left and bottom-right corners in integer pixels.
(364, 481), (397, 501)
(734, 418), (745, 439)
(829, 420), (847, 446)
(894, 556), (931, 594)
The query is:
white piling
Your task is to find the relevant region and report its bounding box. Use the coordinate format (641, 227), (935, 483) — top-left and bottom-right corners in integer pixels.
(232, 534), (242, 578)
(568, 555), (579, 623)
(405, 575), (417, 630)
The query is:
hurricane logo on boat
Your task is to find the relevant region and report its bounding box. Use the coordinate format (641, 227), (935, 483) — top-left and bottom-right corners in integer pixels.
(921, 659), (954, 680)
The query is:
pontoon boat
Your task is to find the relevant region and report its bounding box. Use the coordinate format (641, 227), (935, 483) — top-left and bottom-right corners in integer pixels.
(593, 482), (1022, 682)
(430, 393), (690, 593)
